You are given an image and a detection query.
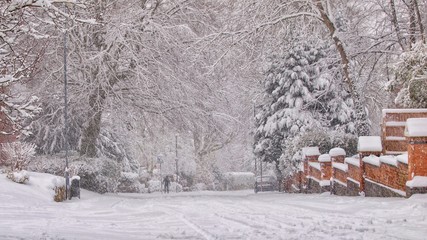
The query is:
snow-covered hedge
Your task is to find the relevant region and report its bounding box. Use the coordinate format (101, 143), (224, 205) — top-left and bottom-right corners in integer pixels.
(6, 170), (29, 184)
(117, 172), (141, 193)
(148, 180), (161, 193)
(222, 172), (255, 191)
(29, 154), (142, 194)
(1, 142), (36, 171)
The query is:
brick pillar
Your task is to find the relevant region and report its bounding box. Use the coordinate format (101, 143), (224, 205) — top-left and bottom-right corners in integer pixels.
(358, 151), (382, 194)
(407, 137), (427, 181)
(302, 147), (320, 190)
(329, 148), (346, 163)
(319, 154), (332, 181)
(358, 136), (383, 194)
(405, 118), (427, 196)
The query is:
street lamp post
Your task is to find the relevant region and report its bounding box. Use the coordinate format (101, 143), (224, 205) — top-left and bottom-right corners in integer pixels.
(175, 134), (178, 192)
(253, 100), (263, 192)
(63, 4), (69, 200)
(253, 101), (257, 175)
(157, 154), (163, 193)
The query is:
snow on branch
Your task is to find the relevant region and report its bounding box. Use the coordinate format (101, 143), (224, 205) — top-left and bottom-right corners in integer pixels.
(7, 0), (78, 12)
(6, 0), (96, 25)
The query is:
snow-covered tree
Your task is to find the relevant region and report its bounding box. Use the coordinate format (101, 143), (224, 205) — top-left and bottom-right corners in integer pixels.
(388, 42), (427, 108)
(255, 40), (358, 177)
(0, 141), (36, 171)
(0, 2), (50, 139)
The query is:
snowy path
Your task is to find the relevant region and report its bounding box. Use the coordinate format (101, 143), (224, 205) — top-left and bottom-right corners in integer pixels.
(1, 173), (427, 239)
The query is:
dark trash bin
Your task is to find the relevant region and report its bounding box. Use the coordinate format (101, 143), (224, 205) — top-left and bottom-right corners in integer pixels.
(70, 176), (80, 200)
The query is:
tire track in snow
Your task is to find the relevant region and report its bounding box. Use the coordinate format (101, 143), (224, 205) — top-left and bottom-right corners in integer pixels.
(179, 215), (216, 240)
(158, 204), (217, 240)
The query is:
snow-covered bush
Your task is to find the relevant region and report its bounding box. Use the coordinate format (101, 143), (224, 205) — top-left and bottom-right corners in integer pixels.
(148, 180), (162, 193)
(1, 142), (36, 171)
(170, 182), (183, 192)
(117, 172), (141, 193)
(388, 42), (427, 108)
(192, 183), (207, 191)
(6, 170), (29, 184)
(72, 157), (121, 194)
(51, 176), (66, 202)
(29, 155), (123, 194)
(222, 172), (255, 191)
(282, 130), (357, 177)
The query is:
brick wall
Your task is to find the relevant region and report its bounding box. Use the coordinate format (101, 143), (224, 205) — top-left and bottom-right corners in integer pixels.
(301, 146), (411, 197)
(347, 164), (361, 183)
(397, 163), (408, 191)
(283, 171), (303, 193)
(379, 162), (400, 190)
(362, 155), (407, 194)
(320, 162), (332, 180)
(382, 109), (427, 154)
(309, 165), (322, 181)
(333, 168), (347, 185)
(364, 162), (381, 184)
(297, 120), (427, 197)
(407, 137), (427, 180)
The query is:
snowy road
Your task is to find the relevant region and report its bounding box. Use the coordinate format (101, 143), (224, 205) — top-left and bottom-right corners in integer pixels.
(1, 173), (427, 240)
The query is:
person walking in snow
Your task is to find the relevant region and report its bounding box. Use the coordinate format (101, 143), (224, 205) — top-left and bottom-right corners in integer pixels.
(163, 176), (170, 193)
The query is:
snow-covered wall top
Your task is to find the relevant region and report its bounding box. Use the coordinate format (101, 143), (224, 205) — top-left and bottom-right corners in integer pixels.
(382, 108), (427, 116)
(329, 148), (346, 157)
(379, 156), (398, 167)
(405, 118), (427, 137)
(345, 157), (360, 167)
(363, 155), (380, 167)
(385, 121), (407, 127)
(406, 176), (427, 188)
(332, 163), (348, 172)
(302, 147), (320, 158)
(318, 154), (331, 162)
(308, 162), (321, 171)
(396, 153), (408, 165)
(358, 136), (382, 152)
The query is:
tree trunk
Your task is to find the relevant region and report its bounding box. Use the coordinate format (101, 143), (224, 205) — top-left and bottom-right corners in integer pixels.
(412, 0), (426, 43)
(390, 0), (406, 50)
(408, 0), (417, 48)
(312, 0), (370, 135)
(79, 84), (107, 157)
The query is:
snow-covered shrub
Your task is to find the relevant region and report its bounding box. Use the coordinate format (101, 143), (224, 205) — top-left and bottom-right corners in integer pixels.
(29, 155), (122, 194)
(6, 170), (29, 184)
(282, 130), (357, 177)
(192, 183), (207, 191)
(388, 42), (427, 108)
(117, 172), (141, 193)
(73, 157), (121, 194)
(51, 176), (66, 202)
(170, 182), (183, 192)
(1, 142), (36, 171)
(148, 180), (161, 193)
(53, 186), (66, 202)
(223, 172), (255, 191)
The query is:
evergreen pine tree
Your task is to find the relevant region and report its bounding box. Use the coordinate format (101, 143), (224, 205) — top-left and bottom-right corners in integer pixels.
(254, 40), (358, 178)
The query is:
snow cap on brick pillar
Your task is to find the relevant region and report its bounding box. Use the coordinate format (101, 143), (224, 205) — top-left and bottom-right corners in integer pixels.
(358, 136), (383, 193)
(329, 148), (346, 163)
(358, 136), (383, 156)
(318, 154), (332, 181)
(405, 118), (427, 189)
(302, 147), (320, 179)
(302, 147), (320, 162)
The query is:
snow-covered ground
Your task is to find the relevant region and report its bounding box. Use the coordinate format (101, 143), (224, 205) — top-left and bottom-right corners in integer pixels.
(1, 172), (427, 240)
